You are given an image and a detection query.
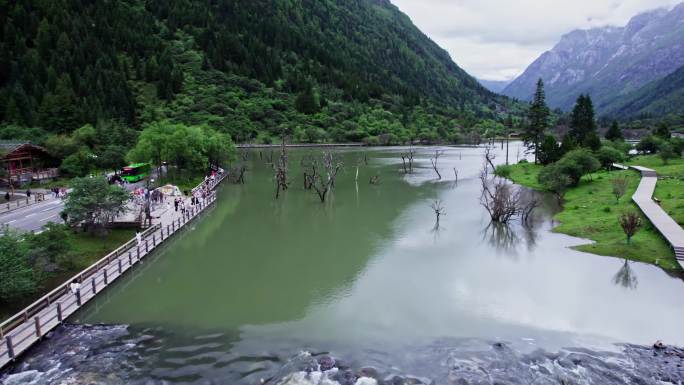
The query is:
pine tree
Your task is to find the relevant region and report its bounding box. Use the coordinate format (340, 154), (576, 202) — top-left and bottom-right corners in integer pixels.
(524, 78), (549, 163)
(569, 94), (597, 147)
(605, 120), (623, 141)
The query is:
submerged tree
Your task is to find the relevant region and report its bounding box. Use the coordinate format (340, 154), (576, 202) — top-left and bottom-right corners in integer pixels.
(430, 150), (444, 180)
(309, 152), (343, 203)
(400, 146), (415, 174)
(274, 139), (289, 199)
(479, 168), (521, 223)
(430, 200), (446, 230)
(619, 211), (643, 244)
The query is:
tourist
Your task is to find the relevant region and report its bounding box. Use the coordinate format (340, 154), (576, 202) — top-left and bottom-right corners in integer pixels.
(4, 191), (9, 201)
(69, 280), (81, 294)
(174, 197), (179, 212)
(136, 231), (142, 245)
(26, 188), (31, 198)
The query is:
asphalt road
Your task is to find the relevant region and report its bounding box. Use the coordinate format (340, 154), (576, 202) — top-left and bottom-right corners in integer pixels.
(0, 197), (65, 232)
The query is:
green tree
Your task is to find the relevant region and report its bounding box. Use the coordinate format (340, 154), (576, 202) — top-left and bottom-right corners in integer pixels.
(295, 84), (319, 115)
(524, 78), (549, 163)
(203, 126), (237, 167)
(25, 223), (74, 274)
(605, 121), (623, 141)
(569, 94), (597, 147)
(127, 121), (174, 173)
(636, 135), (662, 154)
(63, 177), (130, 233)
(653, 122), (671, 140)
(659, 142), (677, 165)
(0, 230), (36, 302)
(556, 149), (600, 186)
(538, 163), (571, 203)
(596, 146), (625, 170)
(538, 135), (560, 165)
(61, 149), (95, 176)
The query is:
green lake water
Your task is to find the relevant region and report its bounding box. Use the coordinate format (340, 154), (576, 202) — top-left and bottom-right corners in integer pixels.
(66, 145), (684, 383)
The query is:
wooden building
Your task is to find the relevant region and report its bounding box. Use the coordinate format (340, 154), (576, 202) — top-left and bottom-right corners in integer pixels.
(0, 141), (57, 186)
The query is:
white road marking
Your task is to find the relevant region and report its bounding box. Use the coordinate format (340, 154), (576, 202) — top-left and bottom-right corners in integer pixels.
(40, 214), (60, 222)
(6, 220), (16, 224)
(26, 213), (36, 217)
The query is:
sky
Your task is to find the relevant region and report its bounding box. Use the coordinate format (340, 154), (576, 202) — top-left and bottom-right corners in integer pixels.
(391, 0), (682, 81)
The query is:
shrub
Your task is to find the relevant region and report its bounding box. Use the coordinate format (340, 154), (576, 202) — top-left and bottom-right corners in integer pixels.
(596, 146), (625, 170)
(494, 164), (512, 178)
(538, 163), (571, 202)
(556, 149), (600, 186)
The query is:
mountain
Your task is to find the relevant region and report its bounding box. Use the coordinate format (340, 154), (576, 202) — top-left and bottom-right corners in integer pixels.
(0, 0), (509, 144)
(478, 79), (511, 93)
(502, 3), (684, 114)
(600, 64), (684, 118)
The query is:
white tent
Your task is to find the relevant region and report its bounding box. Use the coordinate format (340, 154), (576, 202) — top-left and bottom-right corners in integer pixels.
(158, 184), (182, 196)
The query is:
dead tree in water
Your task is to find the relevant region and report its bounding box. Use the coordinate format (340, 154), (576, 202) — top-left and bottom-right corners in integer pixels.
(309, 152), (343, 203)
(430, 150), (444, 180)
(430, 200), (446, 229)
(479, 167), (520, 223)
(274, 140), (289, 199)
(484, 147), (497, 172)
(301, 152), (317, 190)
(229, 165), (247, 184)
(400, 147), (415, 174)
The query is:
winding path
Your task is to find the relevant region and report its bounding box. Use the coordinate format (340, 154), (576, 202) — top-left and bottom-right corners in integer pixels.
(616, 163), (684, 264)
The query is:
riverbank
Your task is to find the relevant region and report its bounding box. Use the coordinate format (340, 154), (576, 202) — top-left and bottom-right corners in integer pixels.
(507, 161), (681, 271)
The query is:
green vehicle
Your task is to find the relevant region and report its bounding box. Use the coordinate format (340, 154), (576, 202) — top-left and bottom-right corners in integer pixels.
(120, 163), (151, 183)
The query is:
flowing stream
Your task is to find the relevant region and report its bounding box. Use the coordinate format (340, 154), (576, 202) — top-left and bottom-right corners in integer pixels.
(2, 144), (684, 384)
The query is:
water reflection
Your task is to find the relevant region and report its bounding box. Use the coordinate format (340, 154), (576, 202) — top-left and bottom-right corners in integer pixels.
(482, 222), (519, 255)
(613, 259), (639, 289)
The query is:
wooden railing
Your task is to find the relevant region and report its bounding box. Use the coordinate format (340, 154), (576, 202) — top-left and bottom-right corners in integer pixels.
(0, 223), (160, 340)
(0, 194), (48, 214)
(0, 171), (227, 367)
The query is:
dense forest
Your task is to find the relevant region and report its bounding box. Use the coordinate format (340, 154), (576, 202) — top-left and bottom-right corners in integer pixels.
(0, 0), (523, 150)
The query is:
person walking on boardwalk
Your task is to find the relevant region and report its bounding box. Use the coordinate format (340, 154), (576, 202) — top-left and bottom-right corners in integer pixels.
(136, 231), (142, 245)
(174, 197), (179, 212)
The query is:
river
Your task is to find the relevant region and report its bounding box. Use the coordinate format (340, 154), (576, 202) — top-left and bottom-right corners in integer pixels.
(2, 144), (684, 384)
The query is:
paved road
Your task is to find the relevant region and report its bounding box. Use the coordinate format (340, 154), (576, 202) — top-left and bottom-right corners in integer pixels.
(0, 198), (64, 232)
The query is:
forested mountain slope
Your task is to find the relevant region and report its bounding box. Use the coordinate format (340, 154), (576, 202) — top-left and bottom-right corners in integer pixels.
(0, 0), (512, 144)
(502, 3), (684, 114)
(599, 64), (684, 119)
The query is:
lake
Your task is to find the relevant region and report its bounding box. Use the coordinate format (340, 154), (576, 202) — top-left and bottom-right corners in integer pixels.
(3, 144), (684, 384)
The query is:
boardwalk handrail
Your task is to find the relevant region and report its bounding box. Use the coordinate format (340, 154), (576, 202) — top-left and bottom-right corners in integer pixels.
(0, 223), (160, 337)
(0, 170), (227, 364)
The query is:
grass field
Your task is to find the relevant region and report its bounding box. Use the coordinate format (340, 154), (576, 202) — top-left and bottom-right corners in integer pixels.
(626, 156), (684, 227)
(508, 161), (680, 271)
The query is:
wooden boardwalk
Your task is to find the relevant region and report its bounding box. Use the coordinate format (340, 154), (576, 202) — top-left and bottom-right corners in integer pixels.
(621, 164), (684, 264)
(0, 173), (227, 370)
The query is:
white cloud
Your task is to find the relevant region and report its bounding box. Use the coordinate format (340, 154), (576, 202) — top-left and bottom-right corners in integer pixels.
(391, 0), (682, 81)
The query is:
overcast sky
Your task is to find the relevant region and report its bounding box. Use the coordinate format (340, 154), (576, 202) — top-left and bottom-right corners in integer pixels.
(391, 0), (682, 81)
